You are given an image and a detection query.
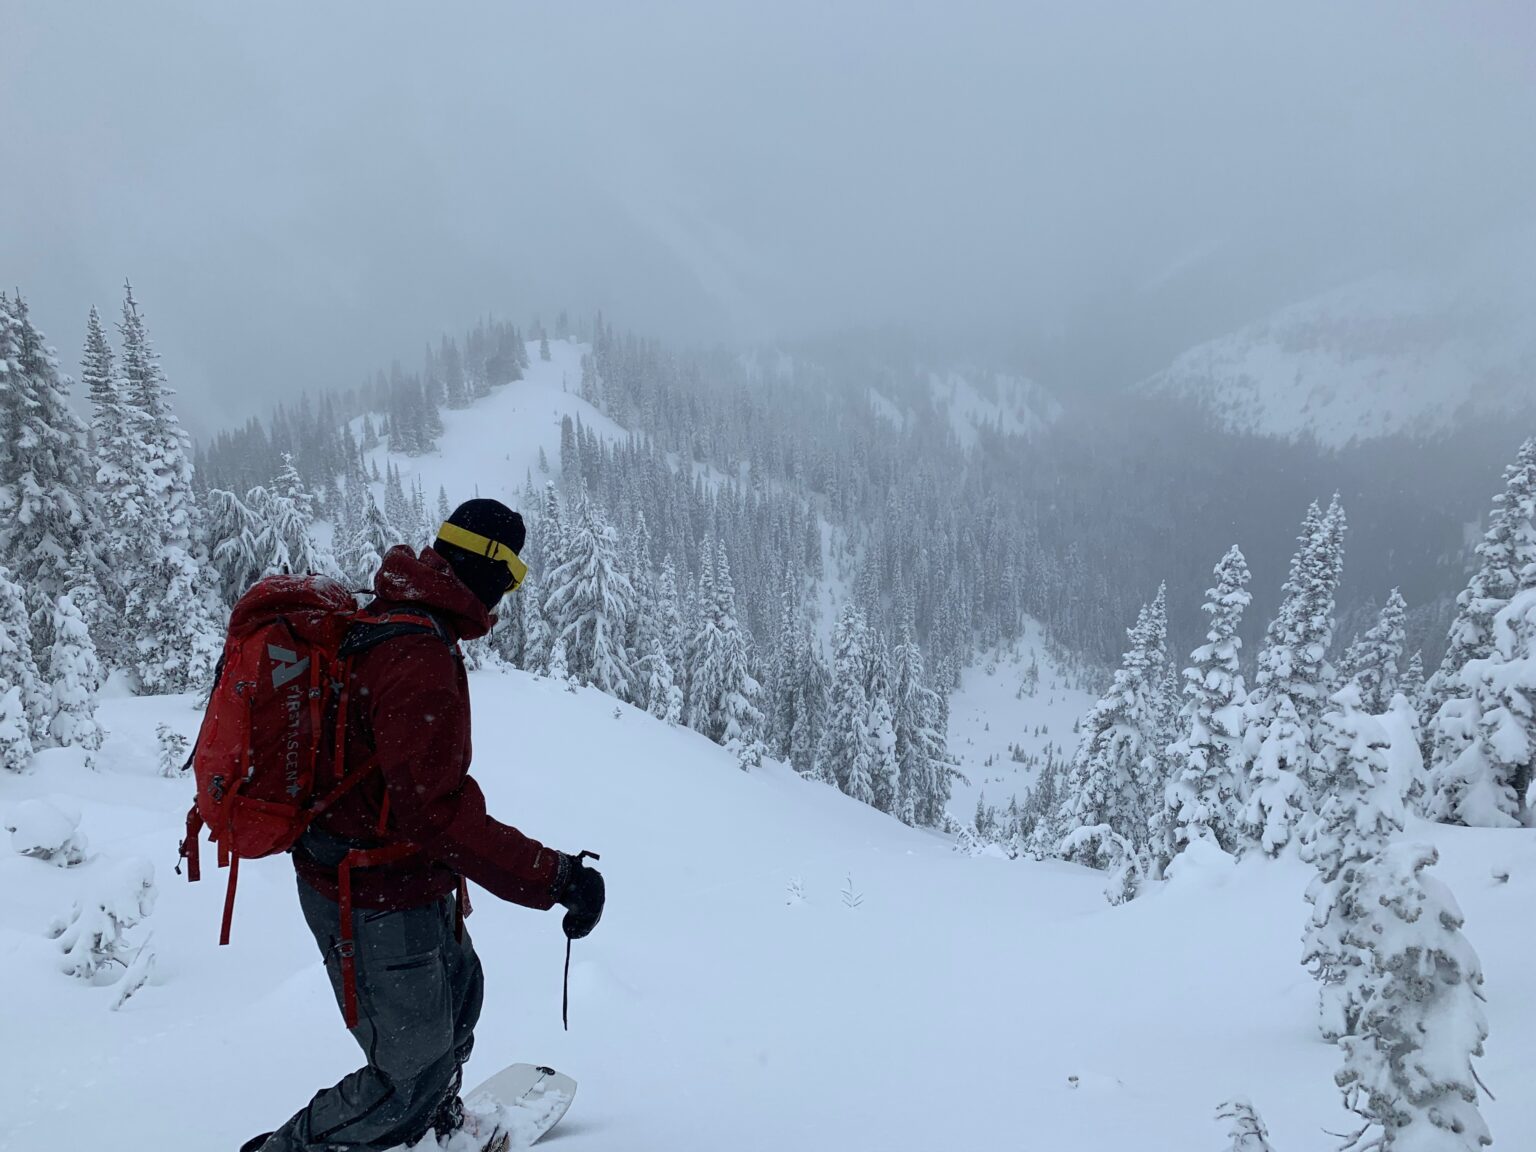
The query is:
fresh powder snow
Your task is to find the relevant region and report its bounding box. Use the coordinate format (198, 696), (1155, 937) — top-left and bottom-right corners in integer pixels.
(3, 672), (1533, 1151)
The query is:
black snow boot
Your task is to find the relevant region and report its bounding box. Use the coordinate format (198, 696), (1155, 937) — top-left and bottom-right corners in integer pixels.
(432, 1092), (465, 1139)
(431, 1060), (466, 1139)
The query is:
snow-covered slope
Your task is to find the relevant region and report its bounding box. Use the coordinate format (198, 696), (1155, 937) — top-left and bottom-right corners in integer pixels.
(928, 368), (1061, 447)
(368, 339), (625, 508)
(1139, 250), (1536, 448)
(4, 673), (1534, 1152)
(868, 369), (1061, 445)
(945, 624), (1096, 818)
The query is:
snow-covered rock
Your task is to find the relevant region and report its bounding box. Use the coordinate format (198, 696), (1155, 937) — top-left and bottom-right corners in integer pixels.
(4, 796), (87, 866)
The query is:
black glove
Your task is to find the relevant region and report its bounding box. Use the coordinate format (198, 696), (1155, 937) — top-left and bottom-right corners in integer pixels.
(556, 853), (605, 940)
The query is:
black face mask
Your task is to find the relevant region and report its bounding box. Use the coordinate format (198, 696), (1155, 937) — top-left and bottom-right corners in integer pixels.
(447, 550), (515, 609)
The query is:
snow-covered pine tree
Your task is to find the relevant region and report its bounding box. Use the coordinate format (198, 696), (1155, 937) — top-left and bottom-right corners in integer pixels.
(1163, 546), (1251, 857)
(442, 337), (469, 409)
(1422, 436), (1536, 736)
(520, 574), (551, 673)
(1298, 684), (1404, 1042)
(1423, 438), (1536, 827)
(0, 295), (99, 670)
(865, 647), (899, 811)
(268, 454), (339, 578)
(656, 555), (686, 700)
(767, 570), (803, 761)
(0, 680), (34, 773)
(683, 554), (717, 734)
(384, 463), (412, 544)
(115, 285), (220, 693)
(206, 486), (270, 603)
(1333, 843), (1491, 1152)
(1399, 650), (1426, 708)
(78, 305), (131, 655)
(0, 562), (45, 769)
(46, 592), (104, 760)
(819, 602), (876, 799)
(1056, 585), (1168, 869)
(624, 510), (659, 710)
(536, 480), (568, 578)
(639, 632), (682, 725)
(789, 624), (829, 778)
(1425, 585), (1536, 827)
(339, 484), (392, 589)
(1339, 589), (1407, 715)
(690, 542), (764, 756)
(1144, 661), (1183, 867)
(546, 635), (575, 690)
(543, 492), (636, 699)
(892, 627), (953, 827)
(486, 582), (527, 668)
(409, 478), (427, 540)
(1243, 499), (1347, 855)
(117, 284), (197, 556)
(1020, 758), (1061, 856)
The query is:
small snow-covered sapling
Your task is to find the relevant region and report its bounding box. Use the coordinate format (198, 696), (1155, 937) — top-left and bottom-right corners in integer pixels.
(1215, 1098), (1277, 1152)
(49, 856), (157, 983)
(157, 723), (191, 777)
(841, 873), (863, 909)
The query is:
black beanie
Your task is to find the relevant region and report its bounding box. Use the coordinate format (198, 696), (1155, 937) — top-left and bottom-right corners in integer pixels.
(435, 498), (527, 608)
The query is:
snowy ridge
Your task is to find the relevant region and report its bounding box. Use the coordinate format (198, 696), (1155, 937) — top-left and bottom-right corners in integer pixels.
(1140, 260), (1536, 448)
(4, 671), (1535, 1151)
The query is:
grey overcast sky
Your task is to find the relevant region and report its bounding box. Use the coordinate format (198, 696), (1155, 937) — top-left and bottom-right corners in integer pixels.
(3, 1), (1532, 435)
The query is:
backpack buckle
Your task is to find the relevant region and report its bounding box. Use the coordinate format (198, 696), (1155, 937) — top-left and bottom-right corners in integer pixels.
(337, 940), (356, 959)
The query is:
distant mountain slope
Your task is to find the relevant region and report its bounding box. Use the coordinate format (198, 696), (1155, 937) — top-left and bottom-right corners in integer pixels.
(363, 338), (622, 508)
(1139, 251), (1536, 448)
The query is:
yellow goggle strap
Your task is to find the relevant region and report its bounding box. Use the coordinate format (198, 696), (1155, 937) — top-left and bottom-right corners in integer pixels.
(436, 521), (529, 589)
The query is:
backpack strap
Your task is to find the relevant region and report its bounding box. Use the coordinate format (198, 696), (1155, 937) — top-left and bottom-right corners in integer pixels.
(339, 609), (455, 658)
(336, 842), (419, 1028)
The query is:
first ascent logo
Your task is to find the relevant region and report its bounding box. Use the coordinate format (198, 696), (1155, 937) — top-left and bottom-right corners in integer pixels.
(268, 644), (308, 799)
(267, 644), (310, 689)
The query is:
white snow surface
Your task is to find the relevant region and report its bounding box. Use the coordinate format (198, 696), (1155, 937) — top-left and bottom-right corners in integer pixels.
(1139, 256), (1536, 448)
(4, 674), (1534, 1151)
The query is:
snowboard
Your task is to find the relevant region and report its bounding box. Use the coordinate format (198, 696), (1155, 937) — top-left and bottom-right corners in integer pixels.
(463, 1062), (578, 1149)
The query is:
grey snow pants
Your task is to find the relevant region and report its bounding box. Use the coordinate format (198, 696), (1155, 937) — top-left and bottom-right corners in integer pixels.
(261, 876), (484, 1152)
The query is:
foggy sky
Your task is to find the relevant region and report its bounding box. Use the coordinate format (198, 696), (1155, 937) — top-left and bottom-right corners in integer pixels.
(3, 1), (1532, 437)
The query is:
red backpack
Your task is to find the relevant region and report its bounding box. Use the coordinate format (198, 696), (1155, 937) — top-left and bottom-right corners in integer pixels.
(178, 573), (454, 1023)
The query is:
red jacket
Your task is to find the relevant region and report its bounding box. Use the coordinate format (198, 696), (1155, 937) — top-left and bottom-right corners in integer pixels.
(294, 546), (567, 912)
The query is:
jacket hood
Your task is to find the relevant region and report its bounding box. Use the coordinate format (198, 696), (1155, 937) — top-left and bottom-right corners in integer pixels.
(372, 545), (494, 641)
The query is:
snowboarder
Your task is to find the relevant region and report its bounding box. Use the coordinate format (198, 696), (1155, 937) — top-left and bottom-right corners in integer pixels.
(244, 499), (606, 1152)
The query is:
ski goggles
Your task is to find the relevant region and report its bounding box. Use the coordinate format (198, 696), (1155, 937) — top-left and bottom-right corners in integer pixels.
(436, 521), (529, 592)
